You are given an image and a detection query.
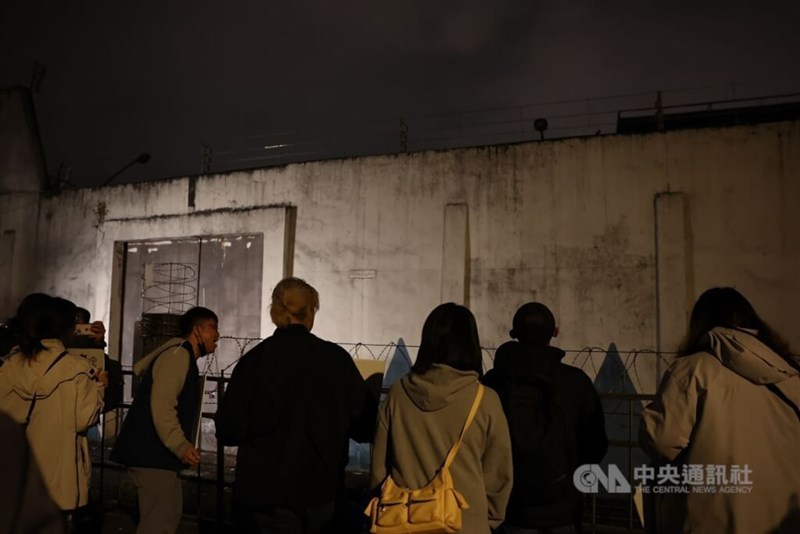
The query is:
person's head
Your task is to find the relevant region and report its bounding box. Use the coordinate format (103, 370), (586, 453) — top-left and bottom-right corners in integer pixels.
(15, 293), (77, 356)
(179, 307), (219, 357)
(412, 303), (483, 376)
(510, 302), (558, 347)
(75, 307), (91, 325)
(679, 287), (792, 363)
(270, 277), (320, 331)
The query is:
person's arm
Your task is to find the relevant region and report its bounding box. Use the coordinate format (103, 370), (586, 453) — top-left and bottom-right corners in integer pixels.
(343, 351), (378, 444)
(481, 392), (514, 529)
(89, 321), (106, 344)
(215, 353), (256, 446)
(369, 394), (391, 492)
(639, 360), (699, 462)
(75, 369), (105, 433)
(578, 374), (608, 465)
(151, 348), (193, 460)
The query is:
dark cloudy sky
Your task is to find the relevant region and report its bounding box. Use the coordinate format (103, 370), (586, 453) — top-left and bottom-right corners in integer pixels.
(1, 1), (799, 185)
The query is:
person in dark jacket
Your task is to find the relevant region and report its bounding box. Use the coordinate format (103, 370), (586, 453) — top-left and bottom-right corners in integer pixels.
(215, 277), (378, 534)
(110, 307), (219, 534)
(69, 307), (124, 413)
(483, 302), (608, 534)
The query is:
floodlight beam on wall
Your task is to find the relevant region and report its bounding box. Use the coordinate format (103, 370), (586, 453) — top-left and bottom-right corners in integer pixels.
(101, 153), (151, 187)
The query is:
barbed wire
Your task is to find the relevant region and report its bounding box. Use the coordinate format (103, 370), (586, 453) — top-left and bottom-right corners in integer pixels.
(58, 82), (800, 183)
(176, 336), (800, 410)
(186, 336), (681, 401)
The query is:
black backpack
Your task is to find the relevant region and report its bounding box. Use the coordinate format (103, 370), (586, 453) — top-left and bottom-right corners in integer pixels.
(499, 373), (574, 503)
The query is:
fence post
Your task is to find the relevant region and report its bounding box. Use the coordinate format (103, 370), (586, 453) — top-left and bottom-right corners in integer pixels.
(217, 376), (226, 527)
(629, 398), (635, 530)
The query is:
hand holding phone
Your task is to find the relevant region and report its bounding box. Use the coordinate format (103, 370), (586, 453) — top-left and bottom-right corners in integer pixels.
(96, 370), (109, 387)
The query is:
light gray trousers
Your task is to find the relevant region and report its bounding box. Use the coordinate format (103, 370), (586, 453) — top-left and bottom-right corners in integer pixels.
(129, 467), (183, 534)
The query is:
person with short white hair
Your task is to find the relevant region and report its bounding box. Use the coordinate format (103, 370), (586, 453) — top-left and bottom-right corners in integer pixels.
(216, 277), (378, 533)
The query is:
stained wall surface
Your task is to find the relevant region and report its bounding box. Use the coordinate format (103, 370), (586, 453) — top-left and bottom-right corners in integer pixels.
(2, 88), (798, 393)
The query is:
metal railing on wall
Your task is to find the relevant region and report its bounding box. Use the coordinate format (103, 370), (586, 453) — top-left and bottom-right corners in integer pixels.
(94, 340), (666, 532)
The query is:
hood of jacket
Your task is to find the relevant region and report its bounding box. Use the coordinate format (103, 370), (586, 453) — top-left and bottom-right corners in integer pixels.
(1, 339), (81, 400)
(493, 341), (566, 384)
(132, 337), (185, 377)
(703, 327), (798, 385)
(400, 363), (480, 412)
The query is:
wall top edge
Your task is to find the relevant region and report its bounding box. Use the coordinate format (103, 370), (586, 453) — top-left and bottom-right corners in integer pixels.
(104, 203), (293, 223)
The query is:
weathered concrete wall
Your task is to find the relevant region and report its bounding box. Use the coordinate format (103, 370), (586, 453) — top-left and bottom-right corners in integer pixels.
(0, 87), (50, 318)
(0, 87), (47, 195)
(2, 87), (798, 393)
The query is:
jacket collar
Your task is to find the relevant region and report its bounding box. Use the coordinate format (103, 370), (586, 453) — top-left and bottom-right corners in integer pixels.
(273, 324), (312, 337)
(493, 341), (566, 382)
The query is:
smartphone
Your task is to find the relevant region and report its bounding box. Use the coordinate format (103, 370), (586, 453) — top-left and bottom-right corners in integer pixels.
(75, 323), (93, 336)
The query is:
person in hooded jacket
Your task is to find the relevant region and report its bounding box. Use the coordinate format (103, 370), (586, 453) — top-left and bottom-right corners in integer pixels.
(0, 294), (107, 520)
(640, 287), (800, 534)
(0, 411), (65, 534)
(110, 306), (219, 534)
(370, 302), (513, 534)
(483, 302), (607, 534)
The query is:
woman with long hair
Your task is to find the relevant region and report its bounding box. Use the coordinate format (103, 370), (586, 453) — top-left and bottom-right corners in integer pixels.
(0, 293), (107, 522)
(370, 303), (513, 533)
(641, 287), (800, 533)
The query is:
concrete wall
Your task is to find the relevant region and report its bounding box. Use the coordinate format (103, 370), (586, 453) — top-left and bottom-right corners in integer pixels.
(2, 87), (798, 393)
(0, 87), (50, 317)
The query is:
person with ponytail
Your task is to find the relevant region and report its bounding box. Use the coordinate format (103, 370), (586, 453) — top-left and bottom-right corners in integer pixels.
(0, 293), (107, 523)
(641, 287), (800, 533)
(216, 277), (378, 534)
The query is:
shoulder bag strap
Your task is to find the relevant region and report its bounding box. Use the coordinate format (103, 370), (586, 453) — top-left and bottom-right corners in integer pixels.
(443, 384), (484, 470)
(22, 350), (70, 429)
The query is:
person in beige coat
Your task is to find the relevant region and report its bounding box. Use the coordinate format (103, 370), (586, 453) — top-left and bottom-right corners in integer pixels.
(0, 411), (65, 534)
(641, 287), (800, 534)
(371, 303), (513, 533)
(0, 294), (106, 515)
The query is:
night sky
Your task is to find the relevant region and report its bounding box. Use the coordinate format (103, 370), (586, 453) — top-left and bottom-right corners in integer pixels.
(2, 1), (799, 185)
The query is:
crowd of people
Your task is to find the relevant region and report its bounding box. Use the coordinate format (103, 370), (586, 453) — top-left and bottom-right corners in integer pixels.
(0, 280), (798, 534)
